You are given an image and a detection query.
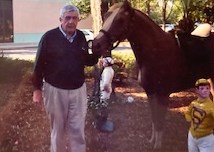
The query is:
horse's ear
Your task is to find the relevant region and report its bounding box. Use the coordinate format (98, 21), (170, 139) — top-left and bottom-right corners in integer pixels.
(123, 0), (131, 6)
(123, 0), (132, 12)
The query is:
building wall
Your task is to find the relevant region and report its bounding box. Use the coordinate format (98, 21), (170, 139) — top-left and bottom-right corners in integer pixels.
(13, 0), (69, 43)
(77, 15), (93, 30)
(12, 0), (93, 43)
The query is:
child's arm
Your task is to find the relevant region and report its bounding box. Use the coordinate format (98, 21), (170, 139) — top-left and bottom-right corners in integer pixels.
(211, 103), (214, 118)
(184, 102), (193, 122)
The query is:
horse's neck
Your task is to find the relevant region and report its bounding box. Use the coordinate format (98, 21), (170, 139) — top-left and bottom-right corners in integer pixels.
(128, 11), (166, 48)
(126, 12), (173, 68)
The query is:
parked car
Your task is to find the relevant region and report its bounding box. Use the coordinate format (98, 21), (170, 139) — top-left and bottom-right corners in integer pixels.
(80, 29), (94, 42)
(159, 24), (175, 32)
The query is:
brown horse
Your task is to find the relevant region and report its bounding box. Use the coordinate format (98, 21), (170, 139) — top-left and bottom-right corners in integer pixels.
(92, 1), (214, 149)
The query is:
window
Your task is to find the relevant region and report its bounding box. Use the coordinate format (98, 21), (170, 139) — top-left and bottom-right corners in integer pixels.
(0, 0), (13, 43)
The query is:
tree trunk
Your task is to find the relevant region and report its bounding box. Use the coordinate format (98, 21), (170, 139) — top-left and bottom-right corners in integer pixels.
(90, 0), (103, 36)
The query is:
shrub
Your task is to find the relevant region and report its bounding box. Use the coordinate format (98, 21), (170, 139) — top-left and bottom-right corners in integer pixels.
(85, 50), (136, 78)
(0, 58), (33, 84)
(112, 50), (135, 74)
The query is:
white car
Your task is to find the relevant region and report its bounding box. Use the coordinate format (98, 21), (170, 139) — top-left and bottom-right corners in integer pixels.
(80, 29), (94, 42)
(159, 24), (175, 32)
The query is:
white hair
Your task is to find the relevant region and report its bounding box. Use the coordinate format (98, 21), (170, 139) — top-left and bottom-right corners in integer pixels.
(60, 4), (80, 17)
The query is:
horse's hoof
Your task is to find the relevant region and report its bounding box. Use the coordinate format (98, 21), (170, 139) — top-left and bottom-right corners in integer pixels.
(148, 138), (154, 144)
(153, 142), (162, 150)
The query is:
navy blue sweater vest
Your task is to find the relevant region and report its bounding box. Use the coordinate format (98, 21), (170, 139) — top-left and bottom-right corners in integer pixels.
(32, 27), (98, 90)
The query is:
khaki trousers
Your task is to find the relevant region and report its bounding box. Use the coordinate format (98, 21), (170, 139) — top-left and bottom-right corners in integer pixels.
(43, 82), (87, 152)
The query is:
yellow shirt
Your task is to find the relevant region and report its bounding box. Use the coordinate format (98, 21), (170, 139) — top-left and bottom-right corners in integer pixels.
(185, 98), (214, 138)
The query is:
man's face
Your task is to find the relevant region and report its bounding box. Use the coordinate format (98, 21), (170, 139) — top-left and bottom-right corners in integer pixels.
(196, 85), (210, 99)
(60, 11), (79, 35)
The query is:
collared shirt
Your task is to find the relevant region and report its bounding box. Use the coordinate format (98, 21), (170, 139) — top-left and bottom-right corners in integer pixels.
(59, 25), (76, 43)
(185, 97), (214, 138)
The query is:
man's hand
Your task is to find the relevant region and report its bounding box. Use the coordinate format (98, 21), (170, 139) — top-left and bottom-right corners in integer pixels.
(33, 90), (43, 103)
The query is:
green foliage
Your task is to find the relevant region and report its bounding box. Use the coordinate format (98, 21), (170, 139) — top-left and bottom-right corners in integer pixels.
(0, 58), (33, 108)
(84, 66), (94, 77)
(112, 50), (135, 74)
(84, 50), (136, 78)
(180, 0), (214, 23)
(71, 0), (214, 27)
(0, 58), (33, 84)
(70, 0), (90, 19)
(147, 0), (182, 24)
(188, 0), (208, 22)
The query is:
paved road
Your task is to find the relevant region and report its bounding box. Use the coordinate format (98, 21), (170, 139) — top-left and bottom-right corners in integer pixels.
(1, 48), (37, 61)
(0, 42), (132, 61)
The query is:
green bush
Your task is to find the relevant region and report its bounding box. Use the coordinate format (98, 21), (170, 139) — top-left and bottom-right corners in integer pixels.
(84, 50), (136, 78)
(0, 58), (33, 107)
(84, 66), (94, 77)
(112, 50), (135, 74)
(0, 58), (33, 84)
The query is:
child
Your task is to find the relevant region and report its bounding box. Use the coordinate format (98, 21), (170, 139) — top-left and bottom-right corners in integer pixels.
(95, 57), (114, 132)
(185, 78), (214, 152)
(100, 57), (115, 102)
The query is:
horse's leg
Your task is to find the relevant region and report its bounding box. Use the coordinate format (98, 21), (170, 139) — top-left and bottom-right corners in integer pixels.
(148, 95), (168, 149)
(148, 122), (155, 143)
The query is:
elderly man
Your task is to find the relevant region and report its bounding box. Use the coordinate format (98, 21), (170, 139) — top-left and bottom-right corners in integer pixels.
(32, 4), (98, 152)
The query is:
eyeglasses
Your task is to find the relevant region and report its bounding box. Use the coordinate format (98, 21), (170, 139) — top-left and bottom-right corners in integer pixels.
(64, 16), (79, 21)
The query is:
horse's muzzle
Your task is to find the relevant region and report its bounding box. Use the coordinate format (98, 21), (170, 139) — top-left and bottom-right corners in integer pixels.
(92, 39), (102, 55)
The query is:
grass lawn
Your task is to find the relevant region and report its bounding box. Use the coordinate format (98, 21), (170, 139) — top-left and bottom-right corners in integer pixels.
(0, 58), (33, 108)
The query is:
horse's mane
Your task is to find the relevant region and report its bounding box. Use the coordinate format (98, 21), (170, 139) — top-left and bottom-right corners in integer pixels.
(104, 2), (123, 20)
(109, 3), (158, 26)
(108, 2), (123, 12)
(133, 9), (162, 31)
(105, 2), (163, 33)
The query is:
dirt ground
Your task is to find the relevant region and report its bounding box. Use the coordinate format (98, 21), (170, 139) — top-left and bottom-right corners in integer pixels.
(0, 73), (197, 152)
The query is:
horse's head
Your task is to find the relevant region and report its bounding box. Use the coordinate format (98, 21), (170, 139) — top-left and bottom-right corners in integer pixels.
(92, 1), (134, 56)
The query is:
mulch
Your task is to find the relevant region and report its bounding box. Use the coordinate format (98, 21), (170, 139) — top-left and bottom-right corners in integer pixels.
(0, 75), (195, 152)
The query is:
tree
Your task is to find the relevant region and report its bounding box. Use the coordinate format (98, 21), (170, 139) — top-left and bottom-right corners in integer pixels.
(70, 0), (90, 19)
(90, 0), (103, 35)
(71, 0), (214, 34)
(157, 0), (174, 30)
(180, 0), (214, 23)
(203, 0), (214, 23)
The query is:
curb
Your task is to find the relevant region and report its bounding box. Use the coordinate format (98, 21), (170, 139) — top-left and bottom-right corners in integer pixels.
(0, 43), (38, 50)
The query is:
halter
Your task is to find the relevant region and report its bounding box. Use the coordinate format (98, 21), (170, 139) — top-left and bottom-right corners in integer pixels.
(99, 8), (135, 51)
(99, 29), (121, 51)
